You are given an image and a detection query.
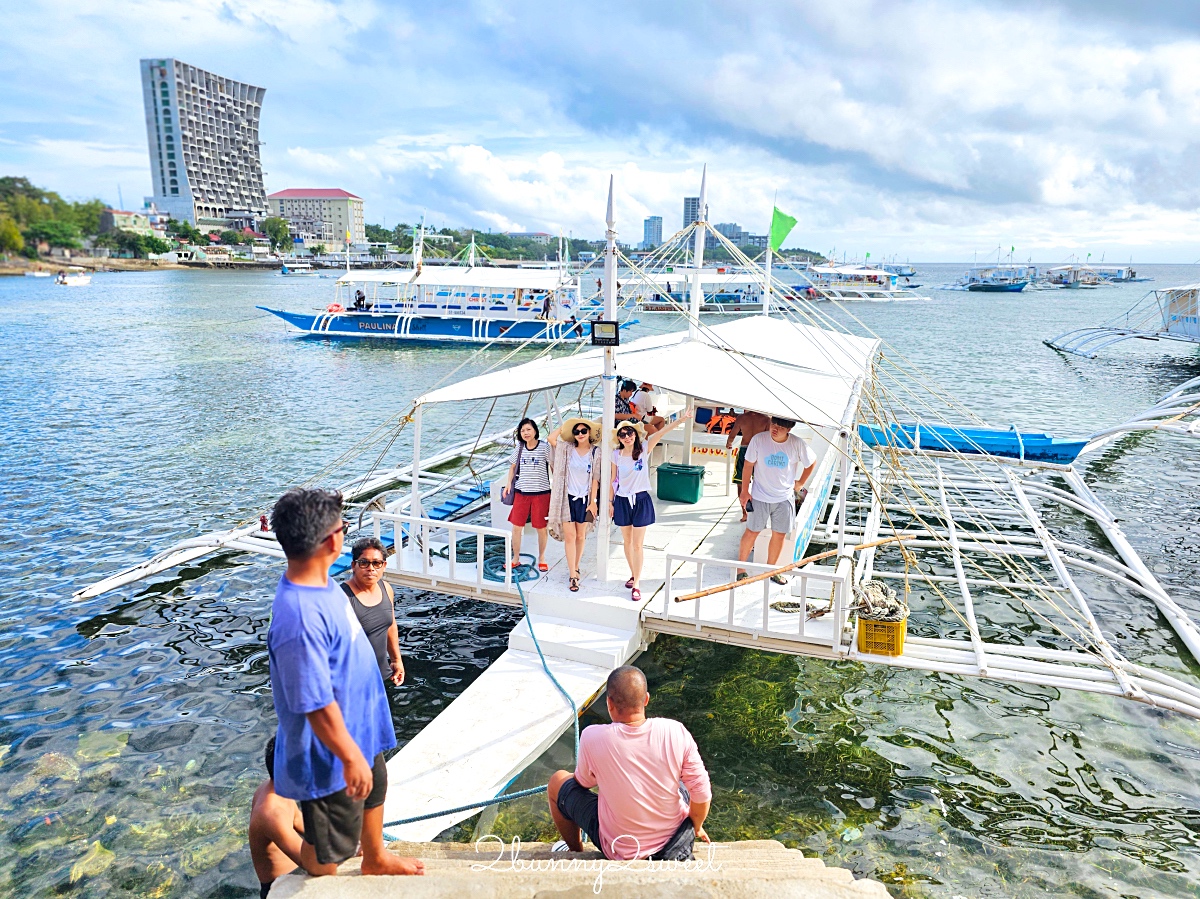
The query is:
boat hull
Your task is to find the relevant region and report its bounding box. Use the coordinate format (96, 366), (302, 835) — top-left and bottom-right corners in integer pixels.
(967, 281), (1028, 292)
(258, 306), (586, 346)
(858, 422), (1086, 465)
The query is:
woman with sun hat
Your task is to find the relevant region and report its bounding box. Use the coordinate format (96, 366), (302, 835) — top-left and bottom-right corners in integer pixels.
(548, 416), (601, 592)
(609, 410), (691, 601)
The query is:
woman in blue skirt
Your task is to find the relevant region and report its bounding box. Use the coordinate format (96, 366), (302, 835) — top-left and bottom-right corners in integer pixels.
(610, 410), (690, 601)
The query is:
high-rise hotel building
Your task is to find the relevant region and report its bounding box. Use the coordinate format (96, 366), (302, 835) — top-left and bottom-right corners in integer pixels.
(140, 58), (268, 228)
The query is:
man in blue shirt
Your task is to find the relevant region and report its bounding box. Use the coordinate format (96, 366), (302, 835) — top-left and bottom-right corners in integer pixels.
(267, 488), (423, 877)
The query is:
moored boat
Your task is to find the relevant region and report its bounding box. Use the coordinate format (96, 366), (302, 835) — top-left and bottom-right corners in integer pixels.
(259, 264), (591, 346)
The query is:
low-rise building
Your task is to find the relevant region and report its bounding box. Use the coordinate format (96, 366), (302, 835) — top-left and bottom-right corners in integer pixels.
(267, 188), (365, 251)
(100, 209), (154, 237)
(506, 231), (553, 245)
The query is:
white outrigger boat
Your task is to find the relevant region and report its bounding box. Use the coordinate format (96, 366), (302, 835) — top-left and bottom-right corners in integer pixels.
(259, 233), (602, 347)
(79, 173), (1200, 843)
(807, 264), (929, 301)
(1045, 282), (1200, 359)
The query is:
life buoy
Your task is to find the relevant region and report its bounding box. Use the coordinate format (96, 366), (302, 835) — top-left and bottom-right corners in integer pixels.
(327, 303), (344, 313)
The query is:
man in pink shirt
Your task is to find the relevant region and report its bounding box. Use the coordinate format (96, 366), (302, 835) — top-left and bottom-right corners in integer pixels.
(547, 666), (712, 861)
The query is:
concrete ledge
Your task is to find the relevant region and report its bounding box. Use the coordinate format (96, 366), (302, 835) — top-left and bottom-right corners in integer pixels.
(270, 840), (890, 898)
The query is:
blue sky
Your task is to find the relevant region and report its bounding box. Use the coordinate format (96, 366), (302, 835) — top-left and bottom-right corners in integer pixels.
(3, 0), (1200, 260)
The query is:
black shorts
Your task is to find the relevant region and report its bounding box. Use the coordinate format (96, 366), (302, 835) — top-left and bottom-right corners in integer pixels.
(300, 753), (387, 866)
(556, 776), (696, 861)
(568, 496), (594, 524)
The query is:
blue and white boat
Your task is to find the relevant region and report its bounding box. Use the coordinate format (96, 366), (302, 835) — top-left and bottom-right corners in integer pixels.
(953, 265), (1031, 292)
(259, 264), (589, 346)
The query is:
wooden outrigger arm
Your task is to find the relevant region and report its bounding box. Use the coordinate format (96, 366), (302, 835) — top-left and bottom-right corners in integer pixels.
(673, 535), (913, 602)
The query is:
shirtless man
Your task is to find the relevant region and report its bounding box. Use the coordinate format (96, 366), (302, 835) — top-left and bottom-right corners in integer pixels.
(725, 409), (771, 520)
(249, 737), (304, 898)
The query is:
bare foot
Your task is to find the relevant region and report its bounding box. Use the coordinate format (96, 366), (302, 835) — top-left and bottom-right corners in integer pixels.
(361, 853), (425, 876)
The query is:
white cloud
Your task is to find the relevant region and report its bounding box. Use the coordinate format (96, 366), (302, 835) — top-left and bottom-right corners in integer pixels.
(4, 0), (1200, 258)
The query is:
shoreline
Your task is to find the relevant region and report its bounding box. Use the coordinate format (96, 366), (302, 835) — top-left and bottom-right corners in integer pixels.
(1, 257), (190, 274)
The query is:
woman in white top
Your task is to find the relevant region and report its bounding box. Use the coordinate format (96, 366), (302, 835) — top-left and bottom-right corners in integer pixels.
(548, 417), (601, 592)
(610, 410), (690, 602)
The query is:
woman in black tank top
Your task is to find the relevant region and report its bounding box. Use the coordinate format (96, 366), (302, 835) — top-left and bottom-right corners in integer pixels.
(342, 537), (404, 685)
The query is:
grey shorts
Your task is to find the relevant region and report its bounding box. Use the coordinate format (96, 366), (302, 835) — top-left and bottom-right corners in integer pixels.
(300, 753), (387, 866)
(746, 499), (795, 534)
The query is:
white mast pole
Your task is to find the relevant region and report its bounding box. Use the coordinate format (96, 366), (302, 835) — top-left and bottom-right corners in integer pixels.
(763, 247), (772, 317)
(688, 165), (708, 338)
(682, 166), (708, 463)
(763, 192), (775, 316)
(597, 176), (618, 583)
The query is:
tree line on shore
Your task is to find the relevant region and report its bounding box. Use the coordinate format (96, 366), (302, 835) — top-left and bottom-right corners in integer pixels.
(0, 176), (173, 260)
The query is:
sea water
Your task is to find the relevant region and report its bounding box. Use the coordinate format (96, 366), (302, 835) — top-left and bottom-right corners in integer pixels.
(0, 265), (1197, 897)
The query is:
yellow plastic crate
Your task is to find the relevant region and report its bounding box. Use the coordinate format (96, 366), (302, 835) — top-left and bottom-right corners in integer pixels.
(857, 617), (907, 657)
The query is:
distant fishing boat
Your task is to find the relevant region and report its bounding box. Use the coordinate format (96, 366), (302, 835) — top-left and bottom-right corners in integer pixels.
(808, 264), (930, 301)
(259, 265), (591, 346)
(54, 271), (91, 286)
(635, 270), (805, 314)
(278, 262), (319, 276)
(1047, 265), (1102, 289)
(23, 271), (51, 278)
(881, 261), (917, 277)
(963, 265), (1030, 292)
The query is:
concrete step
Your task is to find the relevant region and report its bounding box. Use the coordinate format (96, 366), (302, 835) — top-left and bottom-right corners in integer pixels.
(524, 589), (644, 631)
(270, 840), (891, 898)
(508, 615), (638, 669)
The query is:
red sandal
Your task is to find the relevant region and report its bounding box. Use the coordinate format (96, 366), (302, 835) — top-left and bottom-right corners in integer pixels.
(630, 588), (642, 602)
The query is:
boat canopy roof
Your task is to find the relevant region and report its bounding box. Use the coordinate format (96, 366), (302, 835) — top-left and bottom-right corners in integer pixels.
(416, 316), (880, 428)
(640, 270), (764, 287)
(811, 265), (893, 278)
(336, 266), (568, 289)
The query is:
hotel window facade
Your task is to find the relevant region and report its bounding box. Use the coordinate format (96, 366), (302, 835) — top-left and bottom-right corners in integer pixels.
(140, 58), (268, 228)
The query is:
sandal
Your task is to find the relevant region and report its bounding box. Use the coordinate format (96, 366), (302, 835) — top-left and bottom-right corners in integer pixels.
(624, 577), (635, 589)
(630, 588), (642, 602)
(569, 577), (579, 593)
(538, 561), (549, 572)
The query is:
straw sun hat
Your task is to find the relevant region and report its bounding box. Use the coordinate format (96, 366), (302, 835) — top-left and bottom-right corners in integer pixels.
(611, 420), (647, 447)
(558, 417), (601, 444)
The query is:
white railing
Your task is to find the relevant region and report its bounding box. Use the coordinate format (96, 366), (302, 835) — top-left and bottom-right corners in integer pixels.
(373, 511), (513, 593)
(653, 552), (853, 654)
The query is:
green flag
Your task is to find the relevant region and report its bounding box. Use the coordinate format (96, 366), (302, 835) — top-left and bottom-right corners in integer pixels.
(769, 206), (797, 253)
(865, 251), (871, 260)
(1010, 246), (1015, 253)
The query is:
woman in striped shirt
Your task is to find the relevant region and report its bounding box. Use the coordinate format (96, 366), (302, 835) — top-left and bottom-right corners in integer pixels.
(505, 417), (553, 571)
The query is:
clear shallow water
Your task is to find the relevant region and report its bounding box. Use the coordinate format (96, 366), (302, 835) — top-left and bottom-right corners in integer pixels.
(1, 265), (1198, 897)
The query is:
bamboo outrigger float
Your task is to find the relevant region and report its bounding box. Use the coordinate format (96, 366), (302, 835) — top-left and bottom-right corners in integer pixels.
(78, 173), (1200, 843)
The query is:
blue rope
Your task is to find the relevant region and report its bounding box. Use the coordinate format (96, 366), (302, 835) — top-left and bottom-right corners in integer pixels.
(381, 561), (582, 839)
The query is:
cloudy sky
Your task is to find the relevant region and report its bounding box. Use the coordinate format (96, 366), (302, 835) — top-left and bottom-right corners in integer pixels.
(3, 0), (1200, 260)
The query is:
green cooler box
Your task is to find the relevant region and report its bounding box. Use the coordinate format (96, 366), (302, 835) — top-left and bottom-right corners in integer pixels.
(656, 462), (705, 504)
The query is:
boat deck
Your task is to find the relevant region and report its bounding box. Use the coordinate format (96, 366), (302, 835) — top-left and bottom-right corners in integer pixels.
(380, 456), (809, 613)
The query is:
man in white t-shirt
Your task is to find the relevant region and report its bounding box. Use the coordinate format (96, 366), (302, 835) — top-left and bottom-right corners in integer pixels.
(630, 383), (665, 435)
(736, 416), (817, 582)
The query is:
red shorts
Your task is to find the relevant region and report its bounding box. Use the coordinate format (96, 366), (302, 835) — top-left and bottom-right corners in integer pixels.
(508, 491), (550, 529)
